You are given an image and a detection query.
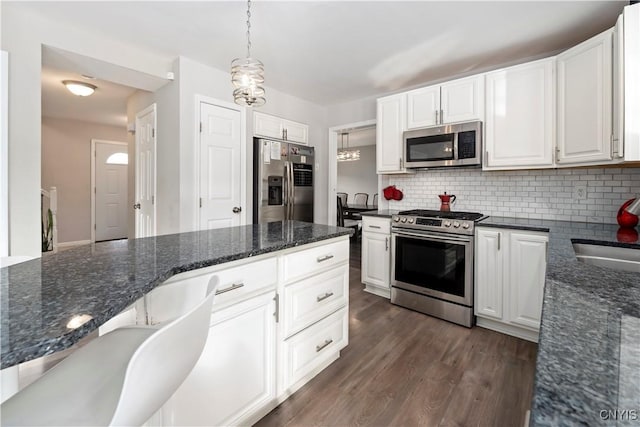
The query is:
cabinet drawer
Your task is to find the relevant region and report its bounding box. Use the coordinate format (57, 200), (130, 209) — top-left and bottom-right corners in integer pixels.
(362, 216), (391, 234)
(282, 307), (348, 390)
(283, 239), (349, 282)
(283, 265), (348, 338)
(147, 257), (278, 324)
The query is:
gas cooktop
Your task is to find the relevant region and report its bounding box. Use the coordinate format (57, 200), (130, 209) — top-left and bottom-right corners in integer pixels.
(392, 209), (486, 235)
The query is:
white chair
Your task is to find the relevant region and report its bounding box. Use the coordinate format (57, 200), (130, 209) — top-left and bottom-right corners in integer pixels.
(1, 276), (219, 426)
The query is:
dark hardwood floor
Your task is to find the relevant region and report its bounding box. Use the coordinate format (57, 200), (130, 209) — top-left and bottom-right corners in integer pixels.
(257, 239), (537, 427)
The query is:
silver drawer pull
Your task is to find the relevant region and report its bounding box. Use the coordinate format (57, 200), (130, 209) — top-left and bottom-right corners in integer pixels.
(317, 292), (334, 302)
(215, 283), (245, 295)
(316, 254), (334, 263)
(369, 225), (381, 229)
(316, 339), (333, 352)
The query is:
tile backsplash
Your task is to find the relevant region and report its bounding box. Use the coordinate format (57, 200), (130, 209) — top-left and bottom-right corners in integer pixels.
(387, 167), (640, 224)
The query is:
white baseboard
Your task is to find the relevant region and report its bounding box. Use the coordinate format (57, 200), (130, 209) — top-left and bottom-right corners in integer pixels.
(363, 284), (391, 299)
(57, 240), (91, 248)
(476, 317), (539, 343)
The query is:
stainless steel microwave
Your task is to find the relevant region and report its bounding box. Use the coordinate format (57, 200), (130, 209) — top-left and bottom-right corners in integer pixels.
(403, 121), (482, 168)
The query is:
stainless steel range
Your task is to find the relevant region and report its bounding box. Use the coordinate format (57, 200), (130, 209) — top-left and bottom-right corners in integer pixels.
(390, 209), (486, 327)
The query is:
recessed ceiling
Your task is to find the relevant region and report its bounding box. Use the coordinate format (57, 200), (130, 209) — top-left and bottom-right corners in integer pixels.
(20, 1), (628, 106)
(42, 65), (137, 127)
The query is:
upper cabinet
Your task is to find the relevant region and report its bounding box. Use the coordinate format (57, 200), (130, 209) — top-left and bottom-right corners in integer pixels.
(254, 112), (309, 145)
(622, 4), (640, 161)
(406, 75), (484, 129)
(376, 93), (411, 174)
(556, 29), (614, 165)
(484, 58), (555, 170)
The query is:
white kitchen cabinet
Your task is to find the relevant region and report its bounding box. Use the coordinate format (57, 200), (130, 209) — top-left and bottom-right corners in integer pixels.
(376, 93), (409, 174)
(361, 216), (391, 298)
(557, 29), (614, 165)
(484, 58), (555, 170)
(475, 226), (548, 342)
(165, 291), (277, 427)
(406, 75), (484, 130)
(254, 111), (309, 145)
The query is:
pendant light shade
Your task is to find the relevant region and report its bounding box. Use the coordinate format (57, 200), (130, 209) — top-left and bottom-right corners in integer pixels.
(337, 132), (360, 162)
(62, 80), (97, 97)
(231, 0), (266, 107)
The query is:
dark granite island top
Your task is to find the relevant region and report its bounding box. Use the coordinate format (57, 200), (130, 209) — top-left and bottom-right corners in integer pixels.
(479, 217), (640, 426)
(0, 221), (351, 369)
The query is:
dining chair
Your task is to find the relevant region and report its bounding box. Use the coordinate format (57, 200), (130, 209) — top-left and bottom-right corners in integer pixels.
(372, 193), (378, 206)
(354, 193), (368, 205)
(337, 192), (348, 207)
(1, 277), (219, 426)
(337, 196), (360, 239)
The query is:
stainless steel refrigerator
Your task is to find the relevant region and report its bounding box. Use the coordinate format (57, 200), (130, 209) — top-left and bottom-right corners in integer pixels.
(253, 138), (314, 223)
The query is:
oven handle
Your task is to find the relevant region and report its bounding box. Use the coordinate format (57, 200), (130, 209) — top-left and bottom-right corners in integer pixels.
(392, 230), (472, 244)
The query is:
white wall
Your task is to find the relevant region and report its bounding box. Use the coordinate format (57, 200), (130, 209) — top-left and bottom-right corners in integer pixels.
(388, 167), (640, 223)
(337, 145), (378, 204)
(1, 3), (173, 256)
(41, 117), (128, 243)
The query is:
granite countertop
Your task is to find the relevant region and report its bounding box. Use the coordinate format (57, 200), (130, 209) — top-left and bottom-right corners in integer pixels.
(359, 210), (400, 218)
(0, 221), (351, 369)
(479, 217), (640, 426)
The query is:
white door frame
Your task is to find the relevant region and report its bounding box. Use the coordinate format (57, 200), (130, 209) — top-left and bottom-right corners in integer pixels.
(90, 139), (128, 243)
(194, 95), (247, 228)
(0, 50), (8, 257)
(328, 119), (377, 226)
(135, 103), (157, 238)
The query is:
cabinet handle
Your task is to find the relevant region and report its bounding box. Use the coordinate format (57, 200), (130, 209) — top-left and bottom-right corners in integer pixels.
(385, 237), (389, 251)
(317, 254), (334, 263)
(399, 157), (403, 169)
(440, 109), (444, 124)
(317, 292), (334, 302)
(497, 233), (501, 251)
(435, 109), (439, 124)
(274, 293), (280, 323)
(369, 225), (381, 229)
(316, 339), (333, 352)
(215, 282), (245, 295)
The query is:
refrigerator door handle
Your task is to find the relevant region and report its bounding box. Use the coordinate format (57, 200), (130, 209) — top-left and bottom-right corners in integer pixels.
(288, 162), (294, 219)
(283, 162), (289, 220)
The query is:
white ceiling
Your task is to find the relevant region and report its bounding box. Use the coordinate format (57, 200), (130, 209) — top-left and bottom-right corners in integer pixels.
(42, 65), (137, 127)
(24, 1), (627, 106)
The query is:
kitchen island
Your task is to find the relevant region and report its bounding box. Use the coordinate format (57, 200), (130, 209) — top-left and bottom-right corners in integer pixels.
(1, 220), (352, 426)
(479, 217), (640, 426)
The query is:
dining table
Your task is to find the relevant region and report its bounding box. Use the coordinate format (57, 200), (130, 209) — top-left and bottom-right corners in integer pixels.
(343, 204), (377, 218)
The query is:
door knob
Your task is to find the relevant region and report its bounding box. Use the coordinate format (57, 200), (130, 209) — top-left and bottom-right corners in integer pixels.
(133, 203), (141, 209)
(232, 206), (242, 213)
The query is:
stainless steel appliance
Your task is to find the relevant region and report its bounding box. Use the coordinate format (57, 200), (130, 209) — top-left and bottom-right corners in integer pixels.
(253, 138), (314, 223)
(390, 209), (486, 327)
(403, 121), (482, 169)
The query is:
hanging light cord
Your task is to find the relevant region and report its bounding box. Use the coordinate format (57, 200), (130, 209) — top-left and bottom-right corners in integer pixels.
(246, 0), (252, 58)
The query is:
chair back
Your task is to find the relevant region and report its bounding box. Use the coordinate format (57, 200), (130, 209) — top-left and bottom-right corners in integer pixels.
(109, 276), (219, 426)
(354, 193), (369, 205)
(372, 193), (378, 206)
(336, 196), (346, 227)
(337, 192), (348, 207)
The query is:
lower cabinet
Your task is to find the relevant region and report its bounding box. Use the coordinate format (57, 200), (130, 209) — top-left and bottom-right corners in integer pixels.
(475, 227), (548, 342)
(361, 216), (391, 298)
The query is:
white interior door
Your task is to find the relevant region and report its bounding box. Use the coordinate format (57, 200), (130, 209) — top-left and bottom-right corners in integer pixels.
(199, 102), (242, 230)
(135, 104), (156, 238)
(94, 141), (128, 241)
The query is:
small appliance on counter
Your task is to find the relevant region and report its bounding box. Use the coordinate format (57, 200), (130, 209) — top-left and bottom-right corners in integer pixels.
(438, 192), (456, 211)
(617, 198), (639, 228)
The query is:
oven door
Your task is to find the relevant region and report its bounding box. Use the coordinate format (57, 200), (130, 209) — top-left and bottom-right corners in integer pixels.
(391, 230), (473, 307)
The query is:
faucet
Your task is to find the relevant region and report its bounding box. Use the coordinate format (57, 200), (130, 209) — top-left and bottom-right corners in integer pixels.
(625, 197), (640, 216)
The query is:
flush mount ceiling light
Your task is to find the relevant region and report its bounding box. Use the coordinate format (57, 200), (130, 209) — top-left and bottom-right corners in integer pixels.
(62, 80), (97, 97)
(337, 132), (360, 162)
(231, 0), (265, 107)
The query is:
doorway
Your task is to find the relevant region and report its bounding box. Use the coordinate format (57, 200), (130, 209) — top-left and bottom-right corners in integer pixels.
(134, 104), (157, 238)
(91, 140), (128, 242)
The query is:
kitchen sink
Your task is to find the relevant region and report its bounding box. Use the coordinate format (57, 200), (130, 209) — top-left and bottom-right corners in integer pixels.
(573, 242), (640, 273)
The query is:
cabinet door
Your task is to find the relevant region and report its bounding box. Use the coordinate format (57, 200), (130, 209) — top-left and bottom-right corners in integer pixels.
(508, 232), (548, 330)
(165, 291), (276, 426)
(557, 29), (613, 165)
(475, 228), (504, 320)
(484, 58), (555, 169)
(254, 112), (283, 139)
(282, 119), (309, 145)
(376, 94), (406, 173)
(406, 85), (440, 129)
(441, 75), (484, 124)
(361, 232), (390, 289)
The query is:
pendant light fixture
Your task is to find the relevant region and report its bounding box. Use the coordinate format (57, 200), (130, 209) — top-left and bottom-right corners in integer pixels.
(62, 80), (97, 97)
(337, 132), (360, 162)
(231, 0), (266, 107)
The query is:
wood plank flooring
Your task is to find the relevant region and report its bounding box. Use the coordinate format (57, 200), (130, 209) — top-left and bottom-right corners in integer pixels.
(256, 240), (538, 427)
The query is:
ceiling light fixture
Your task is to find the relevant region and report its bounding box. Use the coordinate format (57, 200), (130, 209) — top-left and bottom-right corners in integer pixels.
(63, 80), (97, 97)
(231, 0), (265, 107)
(337, 132), (360, 162)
